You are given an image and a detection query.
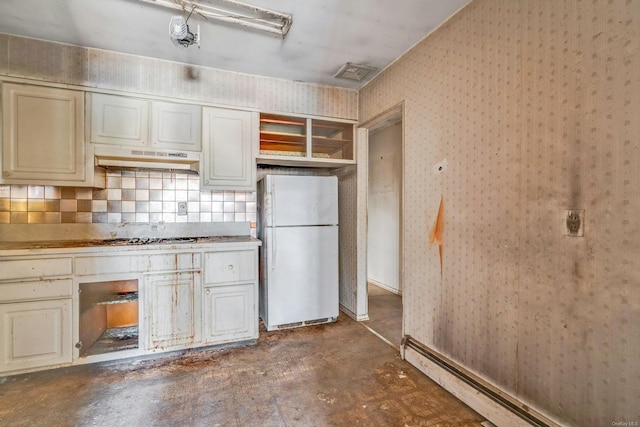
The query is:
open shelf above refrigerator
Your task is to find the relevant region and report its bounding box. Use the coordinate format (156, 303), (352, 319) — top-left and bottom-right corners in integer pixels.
(258, 113), (356, 167)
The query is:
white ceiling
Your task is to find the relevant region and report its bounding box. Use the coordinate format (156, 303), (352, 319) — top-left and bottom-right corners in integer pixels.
(0, 0), (469, 89)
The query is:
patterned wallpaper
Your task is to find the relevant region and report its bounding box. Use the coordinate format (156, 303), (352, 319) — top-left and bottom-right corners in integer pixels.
(359, 0), (639, 425)
(0, 34), (358, 120)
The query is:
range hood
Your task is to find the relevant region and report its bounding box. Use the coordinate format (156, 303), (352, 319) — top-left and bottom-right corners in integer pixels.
(94, 145), (200, 172)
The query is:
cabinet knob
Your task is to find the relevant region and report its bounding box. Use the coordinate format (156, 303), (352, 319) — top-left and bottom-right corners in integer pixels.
(228, 264), (234, 270)
(206, 289), (211, 295)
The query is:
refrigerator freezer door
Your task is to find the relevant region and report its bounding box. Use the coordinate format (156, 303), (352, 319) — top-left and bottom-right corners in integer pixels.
(265, 175), (338, 227)
(262, 225), (339, 329)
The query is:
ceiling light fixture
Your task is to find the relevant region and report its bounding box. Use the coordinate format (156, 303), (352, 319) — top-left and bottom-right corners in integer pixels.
(334, 62), (377, 82)
(169, 6), (200, 48)
(140, 0), (292, 38)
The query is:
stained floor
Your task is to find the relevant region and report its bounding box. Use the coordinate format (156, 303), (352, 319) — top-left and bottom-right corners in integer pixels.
(363, 283), (403, 348)
(0, 316), (485, 427)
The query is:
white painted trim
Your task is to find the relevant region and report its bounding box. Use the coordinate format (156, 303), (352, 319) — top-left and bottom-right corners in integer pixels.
(355, 129), (369, 319)
(339, 304), (369, 321)
(404, 347), (563, 427)
(367, 279), (402, 295)
(359, 101), (405, 335)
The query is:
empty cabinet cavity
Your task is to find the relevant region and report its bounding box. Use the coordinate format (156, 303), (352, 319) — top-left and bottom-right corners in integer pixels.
(79, 279), (139, 357)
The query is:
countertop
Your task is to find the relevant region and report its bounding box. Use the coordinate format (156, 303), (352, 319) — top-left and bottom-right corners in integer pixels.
(0, 235), (261, 256)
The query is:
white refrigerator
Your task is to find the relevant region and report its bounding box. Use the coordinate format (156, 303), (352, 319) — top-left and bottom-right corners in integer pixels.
(257, 175), (339, 331)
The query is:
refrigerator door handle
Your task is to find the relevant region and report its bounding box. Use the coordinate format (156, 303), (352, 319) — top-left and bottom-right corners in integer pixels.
(270, 179), (277, 268)
(272, 229), (277, 269)
(271, 179), (276, 228)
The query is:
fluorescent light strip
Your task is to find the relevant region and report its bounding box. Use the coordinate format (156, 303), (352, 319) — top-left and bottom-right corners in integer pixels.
(139, 0), (292, 37)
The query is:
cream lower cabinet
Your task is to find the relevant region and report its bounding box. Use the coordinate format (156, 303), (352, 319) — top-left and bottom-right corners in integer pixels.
(0, 299), (72, 374)
(0, 241), (258, 375)
(203, 248), (258, 344)
(203, 283), (256, 344)
(144, 271), (202, 350)
(0, 257), (74, 374)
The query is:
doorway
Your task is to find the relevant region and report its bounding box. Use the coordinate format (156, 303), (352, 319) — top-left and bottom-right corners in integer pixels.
(362, 108), (403, 348)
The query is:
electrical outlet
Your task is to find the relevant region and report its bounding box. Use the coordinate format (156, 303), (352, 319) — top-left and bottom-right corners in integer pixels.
(565, 209), (584, 237)
(177, 202), (187, 216)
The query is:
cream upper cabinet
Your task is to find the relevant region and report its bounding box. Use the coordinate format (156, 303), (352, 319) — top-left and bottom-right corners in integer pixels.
(1, 83), (96, 186)
(90, 93), (202, 152)
(151, 101), (201, 151)
(201, 107), (257, 191)
(90, 93), (149, 147)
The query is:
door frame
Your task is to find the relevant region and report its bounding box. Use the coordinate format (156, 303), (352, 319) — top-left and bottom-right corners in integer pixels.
(357, 101), (405, 319)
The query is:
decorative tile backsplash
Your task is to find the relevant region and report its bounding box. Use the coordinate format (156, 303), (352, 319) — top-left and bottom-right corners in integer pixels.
(0, 170), (256, 227)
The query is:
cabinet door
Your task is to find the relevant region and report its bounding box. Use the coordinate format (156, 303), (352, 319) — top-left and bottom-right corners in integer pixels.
(90, 93), (149, 147)
(202, 107), (257, 191)
(145, 271), (200, 350)
(203, 283), (256, 344)
(0, 299), (72, 373)
(151, 101), (202, 151)
(2, 84), (86, 184)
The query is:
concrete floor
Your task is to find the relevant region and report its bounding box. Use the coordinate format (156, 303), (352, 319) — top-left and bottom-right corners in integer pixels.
(0, 316), (486, 427)
(363, 283), (403, 348)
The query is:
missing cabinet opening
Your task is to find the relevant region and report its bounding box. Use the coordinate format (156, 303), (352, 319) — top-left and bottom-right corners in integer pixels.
(79, 279), (139, 357)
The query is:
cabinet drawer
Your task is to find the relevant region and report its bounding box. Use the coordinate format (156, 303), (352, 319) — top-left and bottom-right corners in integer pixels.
(75, 253), (201, 276)
(0, 279), (72, 303)
(0, 258), (73, 281)
(204, 250), (256, 285)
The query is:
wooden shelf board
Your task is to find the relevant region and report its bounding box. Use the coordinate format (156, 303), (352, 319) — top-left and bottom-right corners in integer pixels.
(311, 136), (353, 144)
(260, 131), (305, 142)
(260, 118), (306, 126)
(256, 155), (356, 168)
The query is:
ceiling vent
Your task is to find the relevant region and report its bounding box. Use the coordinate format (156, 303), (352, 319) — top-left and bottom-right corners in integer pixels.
(334, 62), (377, 82)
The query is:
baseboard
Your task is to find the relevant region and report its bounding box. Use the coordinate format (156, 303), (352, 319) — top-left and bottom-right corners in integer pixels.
(368, 279), (402, 295)
(402, 338), (562, 427)
(339, 304), (369, 321)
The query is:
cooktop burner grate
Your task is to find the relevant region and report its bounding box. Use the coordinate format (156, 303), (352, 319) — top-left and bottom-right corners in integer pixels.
(105, 237), (198, 246)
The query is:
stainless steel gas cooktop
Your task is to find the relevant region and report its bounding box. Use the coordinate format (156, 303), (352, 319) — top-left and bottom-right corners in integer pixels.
(104, 237), (198, 246)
